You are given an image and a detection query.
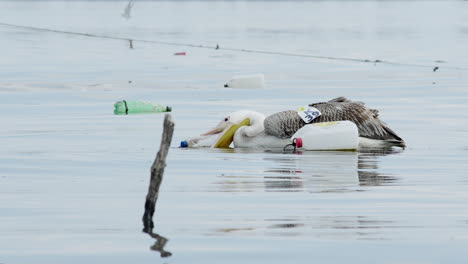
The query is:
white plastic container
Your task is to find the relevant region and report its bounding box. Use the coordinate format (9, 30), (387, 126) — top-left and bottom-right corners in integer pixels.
(292, 121), (359, 151)
(224, 74), (265, 89)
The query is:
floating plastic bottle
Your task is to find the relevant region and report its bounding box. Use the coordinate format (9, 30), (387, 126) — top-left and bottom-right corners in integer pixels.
(224, 74), (265, 89)
(114, 100), (172, 115)
(180, 134), (218, 148)
(292, 121), (359, 151)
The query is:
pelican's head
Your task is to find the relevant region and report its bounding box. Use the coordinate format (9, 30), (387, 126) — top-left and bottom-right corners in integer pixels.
(199, 110), (266, 148)
(202, 110), (258, 136)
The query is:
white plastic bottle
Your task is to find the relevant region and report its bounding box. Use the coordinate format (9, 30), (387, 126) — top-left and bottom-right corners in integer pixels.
(224, 74), (265, 89)
(292, 121), (359, 151)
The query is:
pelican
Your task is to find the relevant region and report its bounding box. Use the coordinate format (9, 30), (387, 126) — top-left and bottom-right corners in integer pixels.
(183, 97), (405, 149)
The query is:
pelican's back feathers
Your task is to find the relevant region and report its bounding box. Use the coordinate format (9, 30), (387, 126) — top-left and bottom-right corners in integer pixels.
(264, 110), (304, 139)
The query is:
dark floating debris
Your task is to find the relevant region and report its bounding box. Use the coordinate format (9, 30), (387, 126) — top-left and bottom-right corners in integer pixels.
(433, 66), (439, 72)
(215, 44), (220, 50)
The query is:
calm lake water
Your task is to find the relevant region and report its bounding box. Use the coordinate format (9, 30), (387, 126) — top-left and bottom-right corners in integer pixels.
(1, 0), (468, 263)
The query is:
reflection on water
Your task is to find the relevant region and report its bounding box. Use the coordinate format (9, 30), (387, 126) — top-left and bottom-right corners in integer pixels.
(263, 175), (304, 191)
(358, 149), (402, 186)
(210, 149), (402, 238)
(212, 216), (399, 240)
(216, 149), (400, 193)
(263, 216), (397, 240)
(146, 231), (172, 258)
(264, 151), (360, 193)
(211, 213), (400, 240)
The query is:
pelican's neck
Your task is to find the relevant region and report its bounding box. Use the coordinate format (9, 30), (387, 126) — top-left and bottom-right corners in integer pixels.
(234, 111), (265, 137)
(213, 119), (251, 148)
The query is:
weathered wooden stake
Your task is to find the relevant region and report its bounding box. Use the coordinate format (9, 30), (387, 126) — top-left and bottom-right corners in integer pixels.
(142, 114), (174, 232)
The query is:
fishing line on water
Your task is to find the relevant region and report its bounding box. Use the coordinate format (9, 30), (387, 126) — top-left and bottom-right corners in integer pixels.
(1, 21), (467, 71)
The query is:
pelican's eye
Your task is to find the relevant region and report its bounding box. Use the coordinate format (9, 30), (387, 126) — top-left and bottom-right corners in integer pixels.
(224, 117), (229, 122)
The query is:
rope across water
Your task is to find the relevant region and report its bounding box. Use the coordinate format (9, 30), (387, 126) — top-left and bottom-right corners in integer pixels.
(1, 21), (467, 71)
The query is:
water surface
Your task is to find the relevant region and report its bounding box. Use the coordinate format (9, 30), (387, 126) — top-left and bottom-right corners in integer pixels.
(1, 1), (468, 263)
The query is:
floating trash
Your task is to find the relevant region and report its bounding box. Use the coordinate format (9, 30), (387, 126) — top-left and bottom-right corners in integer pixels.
(291, 121), (358, 151)
(114, 100), (172, 115)
(224, 74), (265, 89)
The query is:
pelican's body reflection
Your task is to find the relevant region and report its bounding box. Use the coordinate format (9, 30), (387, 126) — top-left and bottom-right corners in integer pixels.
(213, 148), (402, 238)
(217, 148), (400, 193)
(264, 151), (360, 193)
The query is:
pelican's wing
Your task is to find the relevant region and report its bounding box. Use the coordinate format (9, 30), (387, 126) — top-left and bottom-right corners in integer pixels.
(310, 98), (405, 144)
(327, 96), (352, 103)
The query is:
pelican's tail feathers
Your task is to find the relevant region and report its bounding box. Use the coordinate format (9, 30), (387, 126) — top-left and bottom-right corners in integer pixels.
(380, 121), (406, 148)
(359, 137), (406, 149)
(385, 139), (406, 148)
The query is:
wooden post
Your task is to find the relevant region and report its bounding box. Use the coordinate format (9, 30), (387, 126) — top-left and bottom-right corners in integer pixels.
(129, 39), (134, 49)
(142, 114), (174, 232)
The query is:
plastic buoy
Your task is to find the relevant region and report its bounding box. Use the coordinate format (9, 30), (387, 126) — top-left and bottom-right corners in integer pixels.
(224, 74), (265, 89)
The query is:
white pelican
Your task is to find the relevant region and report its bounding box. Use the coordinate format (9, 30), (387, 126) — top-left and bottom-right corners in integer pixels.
(182, 97), (405, 149)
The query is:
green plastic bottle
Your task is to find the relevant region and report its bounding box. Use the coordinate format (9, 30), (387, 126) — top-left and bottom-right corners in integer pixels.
(114, 100), (172, 115)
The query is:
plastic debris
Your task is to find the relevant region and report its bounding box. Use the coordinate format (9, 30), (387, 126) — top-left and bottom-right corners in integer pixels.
(292, 121), (358, 151)
(224, 74), (265, 89)
(114, 100), (172, 115)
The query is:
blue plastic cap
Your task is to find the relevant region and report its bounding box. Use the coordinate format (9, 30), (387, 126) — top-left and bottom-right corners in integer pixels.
(180, 140), (188, 148)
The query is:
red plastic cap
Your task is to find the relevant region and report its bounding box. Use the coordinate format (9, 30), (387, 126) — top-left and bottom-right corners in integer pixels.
(295, 138), (303, 148)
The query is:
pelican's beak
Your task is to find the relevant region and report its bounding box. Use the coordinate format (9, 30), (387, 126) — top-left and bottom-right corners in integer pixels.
(201, 121), (229, 136)
(201, 127), (223, 136)
(213, 118), (250, 148)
